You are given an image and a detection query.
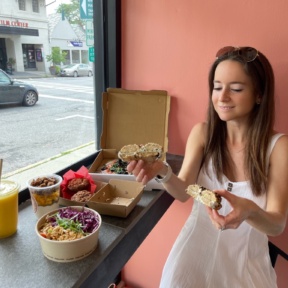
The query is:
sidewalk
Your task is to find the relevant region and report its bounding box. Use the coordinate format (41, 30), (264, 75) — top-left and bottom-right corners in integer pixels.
(11, 70), (52, 79)
(3, 142), (97, 190)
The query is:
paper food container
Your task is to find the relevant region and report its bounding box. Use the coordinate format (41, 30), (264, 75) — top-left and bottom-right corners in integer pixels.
(87, 179), (145, 217)
(35, 206), (102, 262)
(89, 173), (164, 191)
(59, 180), (107, 207)
(88, 88), (170, 190)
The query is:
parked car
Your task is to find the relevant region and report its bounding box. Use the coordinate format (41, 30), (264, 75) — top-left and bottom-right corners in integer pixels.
(60, 63), (93, 77)
(0, 69), (38, 106)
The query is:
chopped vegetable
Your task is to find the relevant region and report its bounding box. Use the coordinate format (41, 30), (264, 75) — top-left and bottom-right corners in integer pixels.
(40, 232), (47, 238)
(101, 159), (129, 174)
(45, 207), (100, 235)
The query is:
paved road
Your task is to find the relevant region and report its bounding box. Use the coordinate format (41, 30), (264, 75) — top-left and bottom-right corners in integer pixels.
(0, 77), (97, 175)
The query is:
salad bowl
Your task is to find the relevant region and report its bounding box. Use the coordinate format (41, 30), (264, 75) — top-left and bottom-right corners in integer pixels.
(35, 206), (102, 262)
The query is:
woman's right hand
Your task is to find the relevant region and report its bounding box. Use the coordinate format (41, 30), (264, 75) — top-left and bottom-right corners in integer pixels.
(127, 159), (166, 185)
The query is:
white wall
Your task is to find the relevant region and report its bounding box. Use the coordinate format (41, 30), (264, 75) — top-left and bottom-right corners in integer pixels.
(0, 0), (50, 72)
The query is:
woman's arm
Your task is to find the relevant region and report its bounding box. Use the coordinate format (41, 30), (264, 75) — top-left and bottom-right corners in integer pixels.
(127, 122), (206, 202)
(210, 135), (288, 236)
(250, 134), (288, 235)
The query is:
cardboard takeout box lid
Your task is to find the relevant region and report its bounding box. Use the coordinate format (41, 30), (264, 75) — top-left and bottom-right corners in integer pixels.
(100, 88), (170, 152)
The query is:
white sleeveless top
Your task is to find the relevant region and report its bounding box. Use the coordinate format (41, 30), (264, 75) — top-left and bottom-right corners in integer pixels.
(160, 134), (284, 288)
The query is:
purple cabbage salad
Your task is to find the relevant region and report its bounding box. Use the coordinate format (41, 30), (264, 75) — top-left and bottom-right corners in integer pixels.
(46, 207), (100, 235)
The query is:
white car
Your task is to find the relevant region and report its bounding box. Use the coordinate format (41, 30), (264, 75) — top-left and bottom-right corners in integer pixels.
(60, 64), (93, 77)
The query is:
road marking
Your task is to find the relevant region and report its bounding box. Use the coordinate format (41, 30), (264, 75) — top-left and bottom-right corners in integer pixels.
(41, 86), (93, 94)
(24, 81), (94, 94)
(40, 94), (94, 103)
(55, 115), (95, 121)
(25, 81), (94, 89)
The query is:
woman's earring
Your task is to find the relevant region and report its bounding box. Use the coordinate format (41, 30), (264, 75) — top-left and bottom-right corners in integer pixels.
(256, 99), (261, 105)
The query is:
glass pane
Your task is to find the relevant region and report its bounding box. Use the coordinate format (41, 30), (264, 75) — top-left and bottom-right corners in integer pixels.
(1, 0), (96, 190)
(32, 0), (39, 13)
(18, 0), (26, 11)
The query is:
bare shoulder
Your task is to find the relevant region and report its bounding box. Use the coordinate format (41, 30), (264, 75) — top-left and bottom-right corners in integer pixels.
(192, 121), (207, 132)
(187, 122), (207, 146)
(184, 122), (207, 160)
(267, 133), (288, 221)
(273, 133), (288, 150)
(270, 133), (288, 162)
(180, 122), (207, 182)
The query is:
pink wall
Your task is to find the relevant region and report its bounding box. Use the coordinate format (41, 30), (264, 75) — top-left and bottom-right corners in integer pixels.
(121, 1), (288, 287)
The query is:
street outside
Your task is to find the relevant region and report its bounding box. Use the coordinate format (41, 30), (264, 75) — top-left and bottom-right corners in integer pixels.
(0, 76), (96, 175)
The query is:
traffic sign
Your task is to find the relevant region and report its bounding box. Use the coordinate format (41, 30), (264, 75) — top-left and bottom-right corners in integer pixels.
(80, 0), (93, 19)
(86, 20), (94, 46)
(89, 47), (95, 62)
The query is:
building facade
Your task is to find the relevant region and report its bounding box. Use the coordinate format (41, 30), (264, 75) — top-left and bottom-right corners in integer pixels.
(48, 13), (89, 66)
(0, 0), (90, 74)
(0, 0), (50, 73)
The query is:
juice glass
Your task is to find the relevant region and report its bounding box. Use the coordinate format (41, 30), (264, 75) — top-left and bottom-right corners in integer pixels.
(0, 180), (20, 238)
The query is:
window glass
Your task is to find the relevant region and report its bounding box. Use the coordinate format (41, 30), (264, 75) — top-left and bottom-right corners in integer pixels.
(0, 70), (10, 83)
(72, 50), (80, 63)
(81, 50), (88, 64)
(18, 0), (26, 11)
(32, 0), (39, 13)
(1, 0), (119, 198)
(62, 50), (70, 65)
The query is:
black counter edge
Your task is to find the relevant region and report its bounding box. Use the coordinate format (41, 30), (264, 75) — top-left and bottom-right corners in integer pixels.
(78, 191), (174, 288)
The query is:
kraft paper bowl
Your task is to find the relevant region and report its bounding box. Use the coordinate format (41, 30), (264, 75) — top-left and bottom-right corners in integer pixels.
(35, 206), (102, 262)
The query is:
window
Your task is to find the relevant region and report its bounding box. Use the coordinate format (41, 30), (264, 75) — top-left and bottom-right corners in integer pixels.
(1, 0), (120, 201)
(63, 50), (70, 65)
(81, 50), (88, 64)
(18, 0), (26, 11)
(32, 0), (39, 13)
(0, 70), (10, 83)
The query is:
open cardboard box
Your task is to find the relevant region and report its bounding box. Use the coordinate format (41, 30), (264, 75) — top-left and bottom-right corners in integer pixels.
(89, 88), (170, 190)
(59, 180), (107, 207)
(87, 179), (145, 217)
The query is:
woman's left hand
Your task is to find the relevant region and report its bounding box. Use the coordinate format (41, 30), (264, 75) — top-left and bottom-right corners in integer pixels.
(206, 189), (253, 231)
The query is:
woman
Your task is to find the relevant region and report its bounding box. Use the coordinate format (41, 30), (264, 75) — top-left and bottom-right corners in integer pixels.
(127, 47), (288, 287)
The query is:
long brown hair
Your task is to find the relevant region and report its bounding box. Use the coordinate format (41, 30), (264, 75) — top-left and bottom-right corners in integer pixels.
(203, 50), (275, 196)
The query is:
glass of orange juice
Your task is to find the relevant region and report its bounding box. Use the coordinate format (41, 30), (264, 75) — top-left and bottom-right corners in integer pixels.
(0, 180), (20, 238)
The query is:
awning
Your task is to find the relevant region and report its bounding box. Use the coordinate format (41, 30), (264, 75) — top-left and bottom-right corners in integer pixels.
(0, 26), (39, 36)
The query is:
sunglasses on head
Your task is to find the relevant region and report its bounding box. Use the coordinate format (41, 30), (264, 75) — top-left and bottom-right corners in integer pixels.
(216, 46), (259, 63)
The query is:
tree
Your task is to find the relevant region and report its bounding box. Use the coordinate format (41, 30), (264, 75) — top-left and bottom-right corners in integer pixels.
(57, 0), (85, 29)
(46, 47), (67, 66)
(46, 47), (67, 74)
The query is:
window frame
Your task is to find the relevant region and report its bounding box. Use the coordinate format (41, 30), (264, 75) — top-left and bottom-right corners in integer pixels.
(18, 0), (26, 11)
(32, 0), (39, 13)
(93, 0), (121, 149)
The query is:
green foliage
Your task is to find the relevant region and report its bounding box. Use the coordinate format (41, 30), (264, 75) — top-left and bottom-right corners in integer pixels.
(55, 65), (61, 75)
(46, 47), (67, 66)
(7, 57), (16, 66)
(57, 0), (85, 28)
